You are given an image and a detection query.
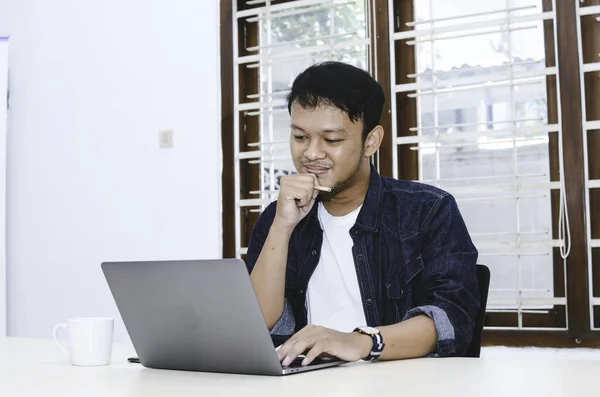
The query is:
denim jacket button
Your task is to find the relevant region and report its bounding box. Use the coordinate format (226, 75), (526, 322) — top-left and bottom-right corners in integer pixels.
(311, 250), (317, 256)
(299, 289), (304, 295)
(357, 254), (364, 260)
(366, 298), (372, 305)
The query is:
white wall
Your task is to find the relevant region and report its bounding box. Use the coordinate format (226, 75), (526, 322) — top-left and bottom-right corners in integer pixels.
(0, 38), (8, 336)
(0, 0), (222, 344)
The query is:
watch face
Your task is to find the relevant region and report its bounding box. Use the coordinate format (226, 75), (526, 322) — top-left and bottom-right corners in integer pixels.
(358, 326), (380, 335)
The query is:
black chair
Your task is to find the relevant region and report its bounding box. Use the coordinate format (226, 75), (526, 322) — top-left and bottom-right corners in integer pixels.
(464, 264), (491, 358)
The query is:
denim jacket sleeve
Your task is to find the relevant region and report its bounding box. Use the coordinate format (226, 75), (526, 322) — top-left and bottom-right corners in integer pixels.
(402, 194), (480, 357)
(245, 202), (296, 336)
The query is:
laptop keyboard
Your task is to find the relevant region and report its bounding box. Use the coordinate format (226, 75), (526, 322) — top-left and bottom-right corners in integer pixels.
(282, 356), (337, 368)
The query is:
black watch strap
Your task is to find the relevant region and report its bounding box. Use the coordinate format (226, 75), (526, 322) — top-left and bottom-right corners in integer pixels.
(354, 327), (385, 361)
(364, 332), (384, 361)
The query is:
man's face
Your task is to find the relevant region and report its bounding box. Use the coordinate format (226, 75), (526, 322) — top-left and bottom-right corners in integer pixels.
(289, 102), (366, 196)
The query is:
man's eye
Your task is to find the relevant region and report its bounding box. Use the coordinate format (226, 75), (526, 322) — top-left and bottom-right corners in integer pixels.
(324, 139), (342, 144)
(293, 135), (307, 140)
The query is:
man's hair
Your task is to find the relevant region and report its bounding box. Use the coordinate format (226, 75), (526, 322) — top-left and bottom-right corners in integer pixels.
(286, 61), (385, 141)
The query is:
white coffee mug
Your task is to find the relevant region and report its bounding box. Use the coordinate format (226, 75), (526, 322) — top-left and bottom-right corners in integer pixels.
(53, 317), (114, 366)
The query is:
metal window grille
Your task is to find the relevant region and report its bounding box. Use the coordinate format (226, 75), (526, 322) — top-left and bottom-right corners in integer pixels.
(575, 1), (600, 330)
(233, 0), (370, 257)
(389, 0), (571, 329)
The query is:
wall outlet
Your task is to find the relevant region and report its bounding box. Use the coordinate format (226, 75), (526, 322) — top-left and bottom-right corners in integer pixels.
(159, 129), (174, 148)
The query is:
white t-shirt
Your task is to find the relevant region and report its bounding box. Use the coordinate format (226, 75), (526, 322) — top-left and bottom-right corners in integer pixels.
(305, 202), (367, 332)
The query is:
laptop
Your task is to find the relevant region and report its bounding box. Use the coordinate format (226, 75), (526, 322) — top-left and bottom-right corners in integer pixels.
(101, 259), (344, 376)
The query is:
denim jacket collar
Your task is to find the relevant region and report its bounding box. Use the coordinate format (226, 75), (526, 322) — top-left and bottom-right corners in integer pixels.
(354, 165), (381, 232)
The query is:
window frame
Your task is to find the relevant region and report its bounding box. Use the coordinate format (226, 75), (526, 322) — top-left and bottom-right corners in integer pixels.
(220, 0), (600, 347)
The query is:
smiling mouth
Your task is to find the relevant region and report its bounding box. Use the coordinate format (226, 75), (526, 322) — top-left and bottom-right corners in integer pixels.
(304, 166), (330, 175)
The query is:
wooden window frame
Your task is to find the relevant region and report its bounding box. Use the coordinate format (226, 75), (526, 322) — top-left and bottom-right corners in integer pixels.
(220, 0), (600, 347)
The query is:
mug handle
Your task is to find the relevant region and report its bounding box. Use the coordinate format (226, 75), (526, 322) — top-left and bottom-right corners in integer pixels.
(53, 323), (69, 355)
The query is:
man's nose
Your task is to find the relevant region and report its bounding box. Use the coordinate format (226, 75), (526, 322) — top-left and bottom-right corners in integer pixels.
(304, 139), (326, 160)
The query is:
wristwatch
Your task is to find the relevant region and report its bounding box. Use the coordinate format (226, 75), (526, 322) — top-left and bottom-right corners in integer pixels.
(353, 326), (385, 361)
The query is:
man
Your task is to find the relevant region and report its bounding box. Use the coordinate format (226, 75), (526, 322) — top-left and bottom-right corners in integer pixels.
(246, 61), (480, 366)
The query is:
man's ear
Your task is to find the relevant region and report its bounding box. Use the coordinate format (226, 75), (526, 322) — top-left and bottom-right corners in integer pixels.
(363, 125), (384, 157)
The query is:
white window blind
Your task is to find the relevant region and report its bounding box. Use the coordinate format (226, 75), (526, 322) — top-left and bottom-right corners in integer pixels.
(575, 2), (600, 330)
(233, 0), (370, 257)
(389, 0), (571, 329)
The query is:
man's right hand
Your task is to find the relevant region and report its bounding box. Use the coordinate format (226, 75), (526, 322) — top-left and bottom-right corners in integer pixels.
(251, 173), (321, 329)
(274, 174), (320, 231)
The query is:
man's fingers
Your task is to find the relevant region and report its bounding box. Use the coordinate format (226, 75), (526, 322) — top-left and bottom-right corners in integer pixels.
(305, 172), (319, 185)
(301, 340), (328, 366)
(282, 336), (319, 366)
(283, 187), (311, 207)
(281, 175), (319, 193)
(277, 339), (294, 361)
(277, 333), (303, 361)
(280, 174), (318, 188)
(281, 339), (312, 366)
(277, 325), (320, 362)
(295, 174), (318, 182)
(303, 173), (321, 195)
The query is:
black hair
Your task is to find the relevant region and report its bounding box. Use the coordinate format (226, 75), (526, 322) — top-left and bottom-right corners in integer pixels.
(286, 61), (385, 141)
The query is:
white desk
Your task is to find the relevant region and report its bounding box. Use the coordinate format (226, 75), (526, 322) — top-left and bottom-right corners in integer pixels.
(1, 337), (597, 397)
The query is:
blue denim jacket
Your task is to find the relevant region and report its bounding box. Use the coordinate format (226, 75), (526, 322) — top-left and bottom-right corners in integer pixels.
(246, 166), (480, 357)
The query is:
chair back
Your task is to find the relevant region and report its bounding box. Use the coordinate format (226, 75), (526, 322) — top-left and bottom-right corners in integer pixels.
(464, 264), (491, 358)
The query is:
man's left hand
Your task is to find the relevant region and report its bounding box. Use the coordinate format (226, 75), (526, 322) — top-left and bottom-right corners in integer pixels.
(277, 325), (372, 366)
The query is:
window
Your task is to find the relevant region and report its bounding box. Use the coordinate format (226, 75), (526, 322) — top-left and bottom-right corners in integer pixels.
(576, 1), (600, 330)
(229, 0), (369, 258)
(392, 0), (567, 329)
(221, 0), (600, 346)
